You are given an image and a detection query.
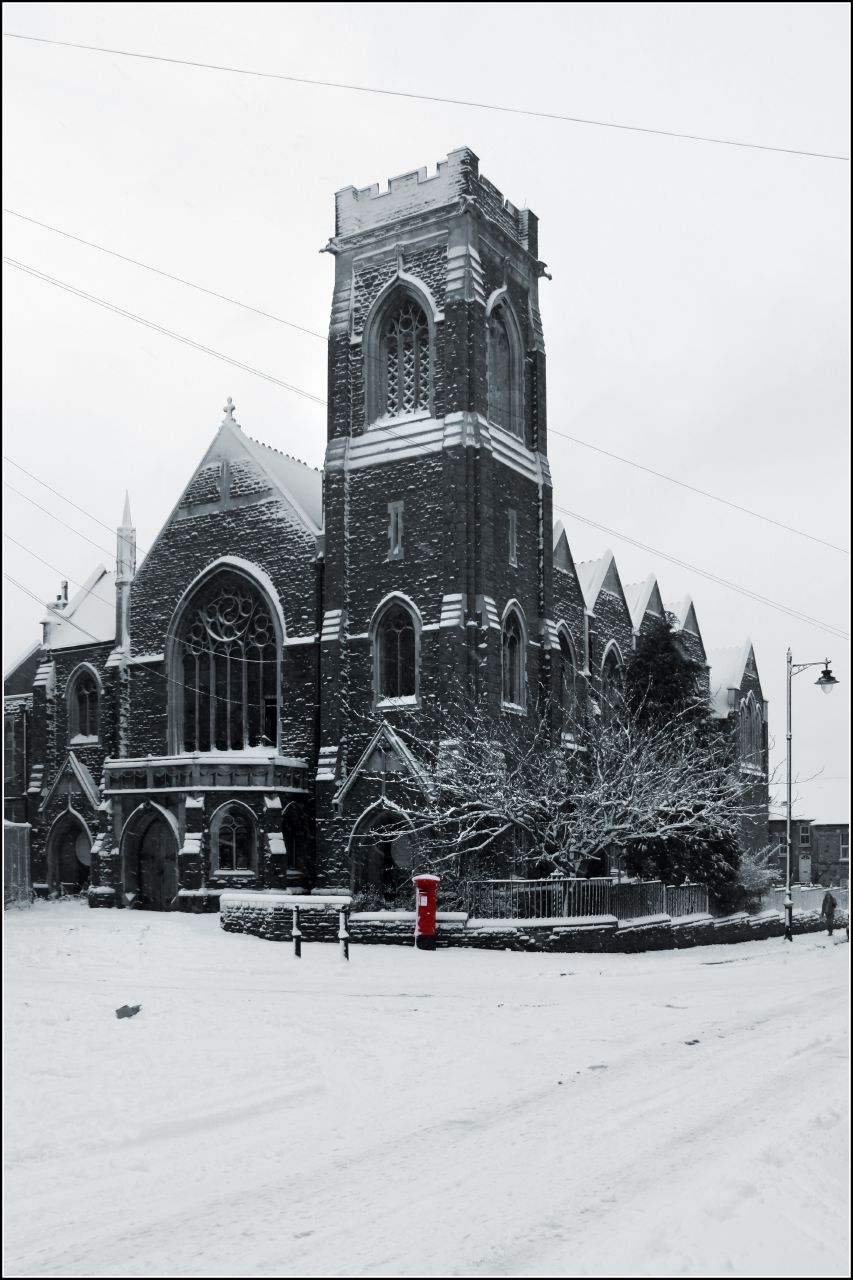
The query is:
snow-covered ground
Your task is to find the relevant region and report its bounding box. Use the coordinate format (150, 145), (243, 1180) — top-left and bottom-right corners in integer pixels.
(3, 902), (849, 1279)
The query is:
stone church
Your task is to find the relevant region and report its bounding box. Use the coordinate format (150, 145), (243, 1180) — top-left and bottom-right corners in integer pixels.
(3, 148), (769, 908)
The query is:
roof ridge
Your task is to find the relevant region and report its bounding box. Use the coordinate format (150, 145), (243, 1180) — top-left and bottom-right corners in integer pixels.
(245, 431), (321, 473)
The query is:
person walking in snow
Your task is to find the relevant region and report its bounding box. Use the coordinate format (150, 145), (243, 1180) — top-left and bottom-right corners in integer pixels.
(820, 889), (837, 937)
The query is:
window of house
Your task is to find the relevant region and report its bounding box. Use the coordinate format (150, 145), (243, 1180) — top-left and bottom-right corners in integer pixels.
(502, 610), (525, 708)
(799, 827), (811, 846)
(381, 300), (430, 418)
(388, 501), (404, 560)
(177, 572), (278, 752)
(68, 668), (99, 742)
(211, 805), (256, 874)
(508, 509), (518, 566)
(841, 832), (849, 861)
(375, 603), (417, 702)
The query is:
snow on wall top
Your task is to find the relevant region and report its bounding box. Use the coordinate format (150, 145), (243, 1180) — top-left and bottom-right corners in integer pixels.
(334, 147), (538, 253)
(43, 565), (116, 651)
(706, 640), (756, 717)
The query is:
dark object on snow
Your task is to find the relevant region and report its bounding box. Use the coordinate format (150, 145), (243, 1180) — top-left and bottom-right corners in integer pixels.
(115, 1004), (142, 1019)
(821, 892), (838, 937)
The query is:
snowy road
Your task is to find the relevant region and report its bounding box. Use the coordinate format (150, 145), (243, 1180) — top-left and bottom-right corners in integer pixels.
(3, 903), (849, 1278)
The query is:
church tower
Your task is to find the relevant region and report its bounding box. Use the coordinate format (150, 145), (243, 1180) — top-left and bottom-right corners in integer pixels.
(316, 148), (554, 890)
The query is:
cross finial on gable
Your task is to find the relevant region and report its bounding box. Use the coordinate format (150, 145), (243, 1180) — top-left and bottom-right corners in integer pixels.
(222, 397), (238, 426)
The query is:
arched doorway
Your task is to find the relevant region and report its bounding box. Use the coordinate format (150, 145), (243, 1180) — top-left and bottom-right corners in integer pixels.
(121, 805), (179, 911)
(349, 806), (416, 906)
(47, 811), (92, 896)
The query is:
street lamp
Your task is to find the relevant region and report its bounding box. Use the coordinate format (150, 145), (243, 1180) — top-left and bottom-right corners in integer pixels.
(784, 650), (839, 941)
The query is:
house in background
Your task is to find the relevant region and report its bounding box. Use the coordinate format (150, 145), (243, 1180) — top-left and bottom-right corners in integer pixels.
(768, 816), (849, 886)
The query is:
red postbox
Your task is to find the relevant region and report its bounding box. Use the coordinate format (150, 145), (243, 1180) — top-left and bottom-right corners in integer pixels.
(413, 873), (440, 950)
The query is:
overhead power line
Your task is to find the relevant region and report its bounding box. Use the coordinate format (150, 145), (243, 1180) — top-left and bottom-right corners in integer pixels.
(4, 32), (849, 161)
(6, 211), (847, 555)
(5, 263), (848, 637)
(546, 429), (849, 556)
(4, 455), (125, 540)
(3, 258), (327, 406)
(3, 209), (327, 341)
(4, 481), (116, 558)
(555, 502), (849, 641)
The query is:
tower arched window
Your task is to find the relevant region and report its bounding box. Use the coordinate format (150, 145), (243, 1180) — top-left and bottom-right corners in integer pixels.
(67, 668), (100, 742)
(375, 603), (418, 703)
(502, 609), (526, 708)
(487, 302), (523, 439)
(210, 804), (257, 874)
(173, 571), (280, 752)
(380, 298), (431, 419)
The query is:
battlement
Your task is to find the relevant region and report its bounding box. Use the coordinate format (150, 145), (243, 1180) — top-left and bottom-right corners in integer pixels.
(335, 146), (537, 254)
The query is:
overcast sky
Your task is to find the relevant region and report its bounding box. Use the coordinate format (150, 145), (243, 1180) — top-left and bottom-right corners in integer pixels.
(2, 2), (849, 822)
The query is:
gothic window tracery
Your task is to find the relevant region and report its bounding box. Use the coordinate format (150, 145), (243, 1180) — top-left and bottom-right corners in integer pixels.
(381, 299), (430, 418)
(211, 804), (257, 874)
(176, 573), (278, 752)
(738, 694), (763, 766)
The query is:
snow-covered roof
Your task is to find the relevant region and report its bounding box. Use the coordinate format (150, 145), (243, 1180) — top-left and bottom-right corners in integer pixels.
(552, 520), (575, 575)
(241, 431), (323, 533)
(623, 575), (664, 632)
(43, 565), (116, 651)
(4, 640), (42, 692)
(705, 640), (756, 718)
(575, 549), (624, 611)
(666, 596), (701, 637)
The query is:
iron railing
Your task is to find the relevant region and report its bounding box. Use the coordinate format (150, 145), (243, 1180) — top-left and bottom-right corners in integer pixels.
(463, 877), (707, 922)
(665, 883), (710, 918)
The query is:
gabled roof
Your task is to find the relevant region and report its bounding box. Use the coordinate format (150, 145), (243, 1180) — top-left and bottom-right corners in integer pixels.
(706, 640), (759, 717)
(666, 595), (702, 638)
(575, 548), (628, 613)
(42, 565), (116, 651)
(552, 520), (576, 575)
(39, 751), (101, 814)
(4, 641), (43, 695)
(623, 575), (664, 633)
(140, 411), (323, 575)
(334, 721), (430, 807)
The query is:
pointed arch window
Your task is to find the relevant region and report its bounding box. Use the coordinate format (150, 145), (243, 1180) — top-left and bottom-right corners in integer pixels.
(174, 571), (279, 753)
(559, 631), (579, 726)
(502, 609), (526, 709)
(375, 603), (418, 703)
(738, 694), (763, 766)
(600, 646), (624, 718)
(67, 668), (100, 742)
(380, 298), (431, 419)
(210, 804), (257, 875)
(487, 303), (523, 438)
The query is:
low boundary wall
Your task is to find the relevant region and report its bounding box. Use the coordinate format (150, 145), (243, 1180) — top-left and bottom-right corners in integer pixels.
(220, 893), (848, 952)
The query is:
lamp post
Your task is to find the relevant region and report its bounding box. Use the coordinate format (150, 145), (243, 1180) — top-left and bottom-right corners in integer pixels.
(784, 651), (838, 941)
